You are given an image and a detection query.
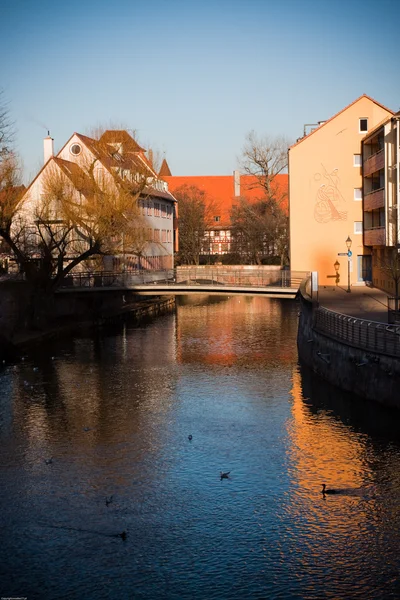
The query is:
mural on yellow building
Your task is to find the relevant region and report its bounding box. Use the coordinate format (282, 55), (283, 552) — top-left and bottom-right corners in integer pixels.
(314, 164), (348, 223)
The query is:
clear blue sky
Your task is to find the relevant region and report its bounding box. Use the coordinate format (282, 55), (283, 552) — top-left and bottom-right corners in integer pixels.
(1, 0), (399, 183)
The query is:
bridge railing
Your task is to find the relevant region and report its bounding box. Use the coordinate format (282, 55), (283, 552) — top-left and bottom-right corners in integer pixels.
(60, 269), (309, 290)
(314, 306), (400, 357)
(60, 270), (176, 288)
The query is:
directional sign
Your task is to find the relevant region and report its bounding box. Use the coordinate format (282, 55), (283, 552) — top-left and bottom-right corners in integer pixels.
(338, 252), (347, 256)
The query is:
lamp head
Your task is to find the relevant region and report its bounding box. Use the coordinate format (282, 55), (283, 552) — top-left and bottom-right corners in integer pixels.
(334, 260), (340, 272)
(345, 236), (352, 250)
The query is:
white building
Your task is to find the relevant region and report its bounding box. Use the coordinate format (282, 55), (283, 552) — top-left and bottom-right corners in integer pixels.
(20, 129), (177, 271)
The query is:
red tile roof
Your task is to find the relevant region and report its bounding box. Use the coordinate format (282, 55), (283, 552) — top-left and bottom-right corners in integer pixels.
(163, 174), (288, 227)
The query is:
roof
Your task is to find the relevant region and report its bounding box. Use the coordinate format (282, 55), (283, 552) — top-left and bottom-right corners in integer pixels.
(290, 94), (394, 150)
(99, 130), (146, 153)
(164, 173), (288, 227)
(22, 130), (166, 202)
(159, 158), (172, 177)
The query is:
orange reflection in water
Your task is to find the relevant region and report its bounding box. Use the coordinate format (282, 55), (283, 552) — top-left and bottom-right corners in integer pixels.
(176, 295), (297, 367)
(289, 367), (367, 493)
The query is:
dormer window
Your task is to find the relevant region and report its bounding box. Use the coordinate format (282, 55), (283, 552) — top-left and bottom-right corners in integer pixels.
(70, 143), (81, 156)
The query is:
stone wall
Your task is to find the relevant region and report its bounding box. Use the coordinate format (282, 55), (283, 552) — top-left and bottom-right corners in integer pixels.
(297, 289), (400, 409)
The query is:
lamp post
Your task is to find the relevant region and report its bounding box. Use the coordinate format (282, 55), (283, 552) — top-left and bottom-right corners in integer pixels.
(345, 236), (352, 293)
(334, 260), (340, 286)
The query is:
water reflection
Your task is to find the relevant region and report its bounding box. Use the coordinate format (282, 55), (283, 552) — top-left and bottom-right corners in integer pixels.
(0, 296), (399, 600)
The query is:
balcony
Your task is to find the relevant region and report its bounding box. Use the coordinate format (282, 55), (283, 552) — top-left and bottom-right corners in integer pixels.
(364, 227), (385, 246)
(364, 188), (385, 211)
(363, 149), (384, 177)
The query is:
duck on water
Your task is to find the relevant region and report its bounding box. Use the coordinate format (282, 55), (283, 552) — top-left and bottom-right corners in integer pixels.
(321, 483), (338, 495)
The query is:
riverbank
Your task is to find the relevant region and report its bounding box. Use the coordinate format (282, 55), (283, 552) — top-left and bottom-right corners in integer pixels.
(2, 295), (175, 358)
(298, 283), (400, 409)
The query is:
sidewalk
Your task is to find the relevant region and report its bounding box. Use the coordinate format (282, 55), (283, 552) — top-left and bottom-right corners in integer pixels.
(316, 285), (390, 323)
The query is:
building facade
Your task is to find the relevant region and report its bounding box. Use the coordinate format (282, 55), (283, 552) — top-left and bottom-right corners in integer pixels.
(20, 130), (177, 272)
(289, 95), (393, 287)
(362, 113), (400, 293)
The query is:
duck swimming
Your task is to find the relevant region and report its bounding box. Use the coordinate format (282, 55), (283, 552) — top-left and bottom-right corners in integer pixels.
(322, 483), (337, 495)
(188, 435), (193, 441)
(220, 471), (230, 480)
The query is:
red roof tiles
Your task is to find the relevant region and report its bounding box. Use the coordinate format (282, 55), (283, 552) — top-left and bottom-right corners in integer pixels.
(163, 173), (288, 227)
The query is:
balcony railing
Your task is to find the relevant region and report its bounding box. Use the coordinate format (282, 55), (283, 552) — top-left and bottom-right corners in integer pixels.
(364, 188), (385, 211)
(364, 227), (385, 246)
(363, 149), (384, 177)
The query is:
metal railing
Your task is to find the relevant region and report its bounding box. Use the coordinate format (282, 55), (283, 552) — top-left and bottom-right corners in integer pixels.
(314, 306), (400, 357)
(59, 268), (308, 290)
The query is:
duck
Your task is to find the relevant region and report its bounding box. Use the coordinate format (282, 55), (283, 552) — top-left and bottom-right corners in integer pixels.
(322, 483), (337, 495)
(220, 471), (230, 480)
(188, 435), (193, 441)
(118, 531), (127, 540)
(105, 495), (113, 506)
(45, 457), (53, 465)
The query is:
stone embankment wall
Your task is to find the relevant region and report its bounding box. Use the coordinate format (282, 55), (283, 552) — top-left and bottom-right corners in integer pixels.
(0, 281), (174, 358)
(297, 286), (400, 409)
(0, 280), (32, 342)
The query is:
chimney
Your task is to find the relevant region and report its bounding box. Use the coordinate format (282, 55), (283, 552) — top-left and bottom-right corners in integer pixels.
(234, 170), (240, 197)
(44, 132), (54, 164)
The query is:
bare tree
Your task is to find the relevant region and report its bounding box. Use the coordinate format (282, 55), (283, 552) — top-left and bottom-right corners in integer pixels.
(234, 131), (290, 265)
(230, 196), (288, 265)
(0, 89), (15, 155)
(173, 184), (217, 265)
(240, 131), (290, 202)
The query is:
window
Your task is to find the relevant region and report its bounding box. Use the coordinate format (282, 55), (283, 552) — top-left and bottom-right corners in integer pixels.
(354, 188), (362, 201)
(354, 221), (363, 234)
(154, 229), (160, 242)
(353, 154), (362, 167)
(161, 204), (166, 218)
(147, 228), (153, 241)
(161, 229), (167, 243)
(359, 118), (368, 133)
(214, 216), (221, 223)
(147, 202), (153, 216)
(154, 203), (160, 217)
(70, 143), (81, 156)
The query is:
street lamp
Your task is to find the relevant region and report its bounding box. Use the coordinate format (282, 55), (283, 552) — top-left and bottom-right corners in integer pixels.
(345, 236), (352, 293)
(334, 260), (340, 286)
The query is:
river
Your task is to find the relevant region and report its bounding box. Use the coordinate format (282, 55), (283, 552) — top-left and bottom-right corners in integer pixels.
(0, 295), (399, 599)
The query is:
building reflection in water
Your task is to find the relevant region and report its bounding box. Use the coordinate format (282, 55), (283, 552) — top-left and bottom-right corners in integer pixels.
(176, 295), (297, 367)
(5, 312), (179, 492)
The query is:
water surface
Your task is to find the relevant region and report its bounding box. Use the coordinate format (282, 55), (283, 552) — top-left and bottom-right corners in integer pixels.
(0, 295), (399, 599)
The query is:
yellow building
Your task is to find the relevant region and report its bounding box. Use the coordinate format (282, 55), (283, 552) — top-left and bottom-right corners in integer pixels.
(362, 112), (400, 294)
(289, 95), (393, 287)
